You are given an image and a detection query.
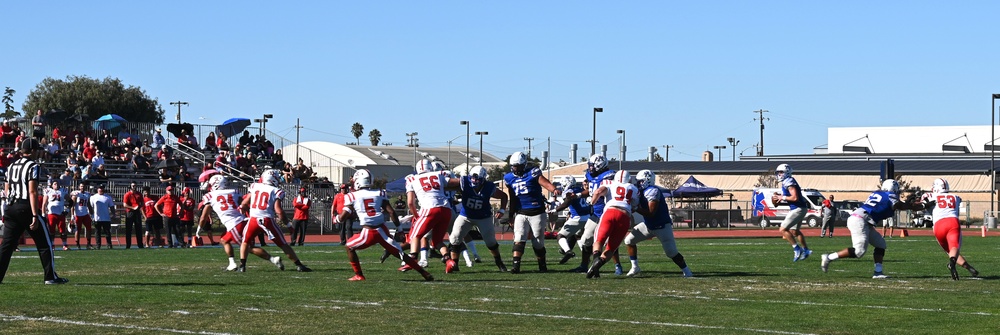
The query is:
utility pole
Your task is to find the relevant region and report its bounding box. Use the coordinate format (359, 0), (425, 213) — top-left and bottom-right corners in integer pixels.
(753, 109), (769, 156)
(591, 107), (603, 156)
(170, 101), (188, 123)
(524, 137), (534, 159)
(662, 145), (673, 162)
(406, 132), (419, 167)
(295, 118), (303, 163)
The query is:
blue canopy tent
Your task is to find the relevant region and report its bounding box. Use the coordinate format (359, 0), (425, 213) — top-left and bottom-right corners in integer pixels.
(93, 114), (126, 131)
(385, 177), (407, 193)
(671, 176), (723, 198)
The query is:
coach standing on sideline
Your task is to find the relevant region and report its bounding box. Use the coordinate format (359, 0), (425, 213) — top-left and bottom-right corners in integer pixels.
(0, 138), (68, 284)
(122, 182), (145, 249)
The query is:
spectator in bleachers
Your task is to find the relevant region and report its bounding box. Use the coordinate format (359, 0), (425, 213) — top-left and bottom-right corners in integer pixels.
(153, 128), (165, 150)
(177, 129), (192, 148)
(91, 164), (109, 180)
(187, 131), (200, 150)
(157, 145), (171, 162)
(130, 150), (150, 172)
(82, 141), (97, 162)
(58, 169), (73, 188)
(45, 136), (61, 162)
(52, 124), (65, 149)
(0, 148), (9, 175)
(1, 120), (14, 144)
(281, 161), (294, 183)
(65, 151), (80, 173)
(271, 149), (284, 167)
(238, 130), (252, 148)
(158, 165), (177, 187)
(31, 109), (46, 141)
(69, 134), (83, 153)
(213, 150), (229, 172)
(91, 150), (106, 169)
(14, 130), (26, 148)
(217, 133), (229, 152)
(204, 131), (217, 152)
(263, 138), (275, 159)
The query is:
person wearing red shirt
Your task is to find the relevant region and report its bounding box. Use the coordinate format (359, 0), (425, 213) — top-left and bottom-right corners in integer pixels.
(0, 120), (14, 144)
(155, 185), (183, 248)
(330, 184), (352, 246)
(142, 187), (164, 247)
(82, 142), (97, 163)
(291, 187), (311, 246)
(179, 188), (197, 247)
(122, 182), (146, 249)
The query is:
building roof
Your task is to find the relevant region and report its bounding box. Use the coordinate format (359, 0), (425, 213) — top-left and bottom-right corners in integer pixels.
(281, 141), (502, 169)
(614, 159), (993, 175)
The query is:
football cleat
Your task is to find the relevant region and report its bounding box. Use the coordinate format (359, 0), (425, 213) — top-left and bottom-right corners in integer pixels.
(348, 274), (366, 281)
(271, 256), (285, 271)
(569, 265), (587, 273)
(627, 266), (641, 277)
(969, 267), (980, 278)
(792, 246), (802, 262)
(418, 259), (429, 268)
(44, 278), (69, 285)
(614, 263), (623, 276)
(237, 265), (246, 273)
(948, 259), (959, 281)
(511, 263), (521, 274)
(821, 254), (831, 273)
(398, 264), (413, 272)
(226, 263), (239, 272)
(445, 259), (458, 274)
(559, 251), (576, 265)
(296, 265), (313, 272)
(682, 268), (694, 278)
(496, 262), (508, 272)
(379, 250), (392, 263)
(799, 249), (812, 261)
(872, 271), (889, 279)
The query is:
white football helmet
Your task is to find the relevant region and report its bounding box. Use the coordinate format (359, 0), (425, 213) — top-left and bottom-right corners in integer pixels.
(932, 178), (949, 193)
(509, 151), (528, 175)
(415, 159), (434, 174)
(635, 169), (655, 189)
(432, 161), (446, 172)
(614, 170), (631, 184)
(775, 163), (792, 180)
(560, 175), (577, 190)
(353, 169), (372, 189)
(260, 169), (282, 186)
(588, 154), (608, 173)
(881, 179), (899, 194)
(209, 175), (229, 191)
(469, 165), (488, 187)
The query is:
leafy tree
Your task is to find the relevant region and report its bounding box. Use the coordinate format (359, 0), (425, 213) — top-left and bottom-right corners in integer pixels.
(658, 170), (682, 189)
(2, 87), (17, 119)
(368, 128), (381, 146)
(754, 168), (779, 188)
(23, 76), (164, 123)
(351, 122), (364, 145)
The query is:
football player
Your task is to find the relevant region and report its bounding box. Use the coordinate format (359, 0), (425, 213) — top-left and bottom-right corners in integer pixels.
(552, 175), (590, 265)
(199, 175), (283, 271)
(586, 170), (639, 279)
(341, 169), (434, 281)
(503, 151), (561, 274)
(448, 166), (509, 272)
(922, 178), (979, 280)
(623, 170), (692, 277)
(575, 154), (623, 274)
(403, 159), (461, 273)
(239, 169), (312, 272)
(770, 164), (812, 262)
(42, 181), (69, 250)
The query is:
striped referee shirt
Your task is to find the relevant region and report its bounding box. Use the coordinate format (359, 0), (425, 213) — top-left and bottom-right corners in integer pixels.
(6, 157), (41, 202)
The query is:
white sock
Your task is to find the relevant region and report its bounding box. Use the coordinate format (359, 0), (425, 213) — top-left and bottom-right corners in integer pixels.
(827, 253), (840, 261)
(630, 259), (639, 268)
(462, 250), (473, 266)
(874, 263), (883, 272)
(419, 249), (428, 263)
(228, 257), (236, 265)
(558, 237), (571, 253)
(466, 241), (480, 258)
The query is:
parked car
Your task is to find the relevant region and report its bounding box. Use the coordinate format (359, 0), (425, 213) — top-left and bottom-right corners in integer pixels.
(751, 188), (827, 228)
(832, 200), (863, 226)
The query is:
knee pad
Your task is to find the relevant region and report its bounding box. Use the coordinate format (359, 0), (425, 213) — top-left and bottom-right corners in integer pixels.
(512, 242), (526, 253)
(450, 242), (466, 253)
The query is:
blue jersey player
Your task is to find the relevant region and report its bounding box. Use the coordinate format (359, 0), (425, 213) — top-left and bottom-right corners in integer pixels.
(503, 151), (560, 274)
(820, 179), (921, 278)
(623, 170), (693, 278)
(553, 175), (591, 265)
(769, 164), (812, 262)
(448, 166), (509, 272)
(575, 154), (623, 274)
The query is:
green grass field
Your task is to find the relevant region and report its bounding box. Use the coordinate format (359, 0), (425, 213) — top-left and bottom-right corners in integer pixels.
(1, 235), (997, 335)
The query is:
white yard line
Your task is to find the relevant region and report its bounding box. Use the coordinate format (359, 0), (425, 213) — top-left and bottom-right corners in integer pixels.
(0, 313), (240, 335)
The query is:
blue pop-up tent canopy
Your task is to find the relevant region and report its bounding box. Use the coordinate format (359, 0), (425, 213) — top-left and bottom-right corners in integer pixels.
(670, 176), (723, 198)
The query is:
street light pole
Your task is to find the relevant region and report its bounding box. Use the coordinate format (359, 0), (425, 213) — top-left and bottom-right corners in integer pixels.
(460, 121), (470, 174)
(406, 132), (419, 167)
(992, 94), (1000, 219)
(713, 145), (727, 161)
(616, 129), (625, 170)
(591, 107), (603, 156)
(476, 131), (489, 165)
(727, 137), (740, 161)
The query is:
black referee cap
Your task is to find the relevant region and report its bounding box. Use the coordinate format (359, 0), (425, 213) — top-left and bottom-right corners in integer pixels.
(19, 138), (40, 152)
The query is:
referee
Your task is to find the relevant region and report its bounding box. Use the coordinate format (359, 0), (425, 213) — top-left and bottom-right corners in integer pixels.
(0, 138), (67, 285)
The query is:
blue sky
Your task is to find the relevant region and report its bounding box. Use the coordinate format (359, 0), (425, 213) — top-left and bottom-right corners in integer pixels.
(4, 1), (1000, 162)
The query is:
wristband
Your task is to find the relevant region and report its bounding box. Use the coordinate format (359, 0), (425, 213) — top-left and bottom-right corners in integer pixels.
(498, 209), (506, 214)
(780, 196), (787, 202)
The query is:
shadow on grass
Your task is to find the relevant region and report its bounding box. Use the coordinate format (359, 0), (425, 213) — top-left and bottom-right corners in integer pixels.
(628, 271), (774, 278)
(74, 282), (231, 286)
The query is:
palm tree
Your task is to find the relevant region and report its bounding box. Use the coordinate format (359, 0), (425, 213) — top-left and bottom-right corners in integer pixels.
(368, 129), (382, 146)
(351, 122), (364, 145)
